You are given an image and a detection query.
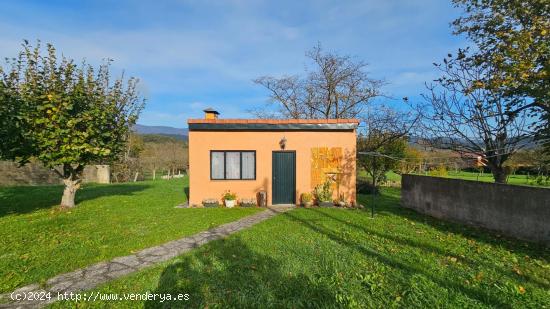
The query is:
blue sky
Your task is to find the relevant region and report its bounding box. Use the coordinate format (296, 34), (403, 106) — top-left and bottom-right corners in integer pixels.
(0, 1), (465, 128)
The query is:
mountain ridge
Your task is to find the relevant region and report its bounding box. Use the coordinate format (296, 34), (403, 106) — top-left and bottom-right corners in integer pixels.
(133, 124), (189, 137)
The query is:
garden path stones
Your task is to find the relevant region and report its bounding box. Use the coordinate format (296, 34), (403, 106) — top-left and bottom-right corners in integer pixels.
(0, 207), (290, 309)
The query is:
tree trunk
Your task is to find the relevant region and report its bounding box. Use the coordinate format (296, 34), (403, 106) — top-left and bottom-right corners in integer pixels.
(153, 169), (156, 180)
(59, 164), (83, 208)
(61, 178), (80, 208)
(490, 166), (508, 184)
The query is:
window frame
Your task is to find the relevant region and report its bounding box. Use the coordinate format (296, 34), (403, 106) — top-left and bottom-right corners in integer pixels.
(210, 150), (256, 180)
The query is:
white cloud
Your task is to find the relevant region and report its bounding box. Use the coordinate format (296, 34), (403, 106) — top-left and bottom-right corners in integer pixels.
(0, 0), (466, 125)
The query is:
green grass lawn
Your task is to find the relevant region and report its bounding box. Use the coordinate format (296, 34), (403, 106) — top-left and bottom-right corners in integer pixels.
(359, 169), (550, 187)
(0, 178), (262, 293)
(357, 170), (401, 183)
(446, 171), (549, 187)
(55, 188), (550, 308)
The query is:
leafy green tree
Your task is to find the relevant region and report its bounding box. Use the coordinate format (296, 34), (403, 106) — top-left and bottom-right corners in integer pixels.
(0, 41), (144, 207)
(397, 145), (424, 175)
(507, 148), (550, 182)
(452, 0), (550, 149)
(358, 135), (406, 190)
(357, 105), (416, 191)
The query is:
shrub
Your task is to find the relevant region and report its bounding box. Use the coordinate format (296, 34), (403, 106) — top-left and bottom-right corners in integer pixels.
(429, 165), (448, 177)
(356, 178), (379, 195)
(314, 180), (333, 202)
(223, 191), (237, 201)
(301, 192), (313, 203)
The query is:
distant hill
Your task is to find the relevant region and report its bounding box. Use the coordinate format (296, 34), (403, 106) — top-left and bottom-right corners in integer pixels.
(141, 134), (187, 143)
(133, 124), (188, 140)
(407, 136), (540, 150)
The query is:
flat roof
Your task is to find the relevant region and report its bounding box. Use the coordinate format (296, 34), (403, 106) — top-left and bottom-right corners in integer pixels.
(188, 118), (360, 131)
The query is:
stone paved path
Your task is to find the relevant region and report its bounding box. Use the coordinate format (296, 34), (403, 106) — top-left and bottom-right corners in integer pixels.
(0, 207), (292, 309)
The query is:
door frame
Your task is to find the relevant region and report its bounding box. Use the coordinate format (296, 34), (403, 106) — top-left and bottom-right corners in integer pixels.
(272, 150), (296, 205)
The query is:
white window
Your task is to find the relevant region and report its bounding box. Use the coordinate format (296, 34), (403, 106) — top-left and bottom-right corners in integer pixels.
(210, 151), (256, 180)
(211, 152), (225, 180)
(225, 152), (241, 179)
(241, 152), (255, 179)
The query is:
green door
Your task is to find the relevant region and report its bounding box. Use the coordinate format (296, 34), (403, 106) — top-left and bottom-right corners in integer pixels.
(272, 151), (296, 204)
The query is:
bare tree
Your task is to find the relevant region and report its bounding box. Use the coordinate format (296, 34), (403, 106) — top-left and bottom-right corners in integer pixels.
(139, 138), (188, 179)
(111, 133), (144, 183)
(254, 44), (384, 119)
(140, 142), (163, 180)
(164, 142), (188, 176)
(356, 105), (418, 217)
(252, 75), (315, 119)
(357, 105), (418, 187)
(418, 54), (533, 183)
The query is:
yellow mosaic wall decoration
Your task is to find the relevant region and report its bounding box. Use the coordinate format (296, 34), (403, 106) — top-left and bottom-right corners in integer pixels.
(311, 147), (343, 189)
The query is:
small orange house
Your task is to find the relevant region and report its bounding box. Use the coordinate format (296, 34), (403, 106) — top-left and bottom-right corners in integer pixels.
(188, 109), (358, 206)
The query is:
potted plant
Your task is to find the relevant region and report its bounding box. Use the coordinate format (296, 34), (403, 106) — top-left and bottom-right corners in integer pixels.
(301, 192), (313, 208)
(223, 191), (237, 208)
(314, 180), (333, 207)
(202, 198), (220, 208)
(240, 198), (256, 207)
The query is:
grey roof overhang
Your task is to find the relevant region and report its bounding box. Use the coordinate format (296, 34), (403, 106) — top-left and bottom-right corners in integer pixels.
(188, 123), (358, 131)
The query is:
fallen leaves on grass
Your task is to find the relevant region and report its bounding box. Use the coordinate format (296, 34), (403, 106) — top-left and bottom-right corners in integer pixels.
(474, 272), (484, 282)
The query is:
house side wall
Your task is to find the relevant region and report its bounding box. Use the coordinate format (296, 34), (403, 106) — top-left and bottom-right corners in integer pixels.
(188, 130), (356, 206)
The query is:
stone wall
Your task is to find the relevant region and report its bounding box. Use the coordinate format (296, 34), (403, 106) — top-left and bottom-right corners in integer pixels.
(0, 161), (110, 186)
(402, 174), (550, 245)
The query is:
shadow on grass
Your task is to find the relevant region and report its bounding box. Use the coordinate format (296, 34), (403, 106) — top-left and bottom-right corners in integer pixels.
(359, 189), (550, 262)
(144, 237), (335, 308)
(357, 189), (550, 290)
(141, 189), (547, 307)
(310, 208), (550, 291)
(0, 183), (151, 217)
(281, 210), (511, 308)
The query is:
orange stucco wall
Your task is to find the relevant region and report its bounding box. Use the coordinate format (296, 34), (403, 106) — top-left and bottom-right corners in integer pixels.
(188, 130), (356, 206)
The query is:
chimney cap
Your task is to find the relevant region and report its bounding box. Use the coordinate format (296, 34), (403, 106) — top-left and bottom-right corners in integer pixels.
(203, 107), (219, 115)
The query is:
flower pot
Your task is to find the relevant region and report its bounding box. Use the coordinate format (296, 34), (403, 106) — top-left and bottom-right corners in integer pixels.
(303, 201), (313, 208)
(319, 201), (333, 207)
(338, 201), (346, 207)
(240, 203), (256, 208)
(202, 199), (220, 208)
(225, 199), (236, 208)
(240, 199), (256, 208)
